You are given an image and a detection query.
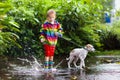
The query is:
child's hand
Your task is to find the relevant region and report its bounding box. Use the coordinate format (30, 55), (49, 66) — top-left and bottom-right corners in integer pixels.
(55, 32), (59, 37)
(55, 32), (62, 37)
(40, 38), (45, 43)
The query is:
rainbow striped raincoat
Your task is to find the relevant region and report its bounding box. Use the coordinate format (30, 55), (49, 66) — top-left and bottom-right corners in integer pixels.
(40, 21), (63, 46)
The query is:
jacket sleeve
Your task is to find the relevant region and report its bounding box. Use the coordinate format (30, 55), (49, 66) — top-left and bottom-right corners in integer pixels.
(57, 23), (63, 37)
(39, 24), (46, 40)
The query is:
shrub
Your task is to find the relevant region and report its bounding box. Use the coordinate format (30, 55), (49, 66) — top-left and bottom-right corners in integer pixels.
(4, 0), (111, 57)
(0, 2), (20, 55)
(95, 21), (120, 50)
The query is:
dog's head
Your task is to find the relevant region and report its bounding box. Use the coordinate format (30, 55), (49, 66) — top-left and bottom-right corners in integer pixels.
(85, 44), (95, 52)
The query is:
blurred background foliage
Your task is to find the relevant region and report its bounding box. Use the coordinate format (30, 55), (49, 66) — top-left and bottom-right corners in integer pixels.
(1, 0), (119, 57)
(0, 1), (20, 55)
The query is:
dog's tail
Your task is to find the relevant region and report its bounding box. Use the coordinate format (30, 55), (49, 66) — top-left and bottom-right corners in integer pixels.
(66, 57), (70, 60)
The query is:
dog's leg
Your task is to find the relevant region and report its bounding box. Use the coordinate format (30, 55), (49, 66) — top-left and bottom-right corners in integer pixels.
(73, 57), (78, 68)
(68, 56), (74, 69)
(82, 59), (85, 68)
(79, 59), (84, 69)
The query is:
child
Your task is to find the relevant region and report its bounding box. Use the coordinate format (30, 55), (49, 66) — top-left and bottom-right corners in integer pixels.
(40, 9), (63, 72)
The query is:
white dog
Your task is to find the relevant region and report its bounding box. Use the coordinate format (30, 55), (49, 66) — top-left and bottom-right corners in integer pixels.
(67, 44), (95, 69)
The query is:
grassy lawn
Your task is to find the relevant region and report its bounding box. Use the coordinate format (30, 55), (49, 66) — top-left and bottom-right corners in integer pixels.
(95, 50), (120, 55)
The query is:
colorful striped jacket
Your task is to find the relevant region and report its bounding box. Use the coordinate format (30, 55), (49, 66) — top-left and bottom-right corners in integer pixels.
(40, 21), (63, 46)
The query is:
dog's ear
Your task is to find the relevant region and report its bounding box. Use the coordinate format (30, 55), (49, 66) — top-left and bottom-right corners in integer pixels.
(86, 44), (91, 48)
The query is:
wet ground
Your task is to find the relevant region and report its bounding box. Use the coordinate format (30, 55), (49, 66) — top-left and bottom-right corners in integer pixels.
(0, 55), (120, 80)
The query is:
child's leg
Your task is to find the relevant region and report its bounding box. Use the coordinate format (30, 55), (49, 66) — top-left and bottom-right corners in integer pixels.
(50, 56), (54, 61)
(44, 56), (49, 69)
(49, 56), (54, 69)
(49, 46), (55, 69)
(44, 44), (50, 69)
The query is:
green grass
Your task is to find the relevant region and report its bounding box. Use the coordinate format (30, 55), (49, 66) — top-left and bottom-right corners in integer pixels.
(95, 50), (120, 55)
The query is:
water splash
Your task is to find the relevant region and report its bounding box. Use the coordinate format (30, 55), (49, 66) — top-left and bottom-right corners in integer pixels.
(17, 56), (43, 72)
(54, 59), (64, 69)
(9, 56), (68, 75)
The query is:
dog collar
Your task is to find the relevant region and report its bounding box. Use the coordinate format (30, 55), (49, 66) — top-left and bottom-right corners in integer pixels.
(83, 47), (89, 51)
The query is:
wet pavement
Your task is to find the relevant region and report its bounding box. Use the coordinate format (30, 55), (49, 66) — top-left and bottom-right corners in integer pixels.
(0, 55), (120, 80)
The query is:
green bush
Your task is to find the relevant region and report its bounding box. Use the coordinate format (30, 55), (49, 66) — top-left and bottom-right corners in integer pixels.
(0, 2), (20, 55)
(2, 0), (112, 57)
(95, 21), (120, 50)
